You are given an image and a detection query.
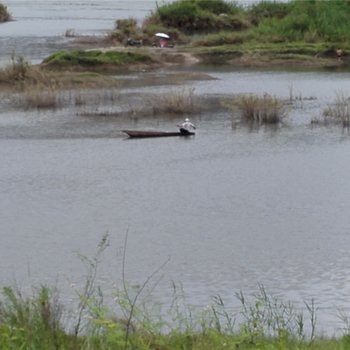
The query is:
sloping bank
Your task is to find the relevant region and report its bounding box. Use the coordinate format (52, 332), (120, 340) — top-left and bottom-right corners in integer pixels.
(41, 49), (159, 72)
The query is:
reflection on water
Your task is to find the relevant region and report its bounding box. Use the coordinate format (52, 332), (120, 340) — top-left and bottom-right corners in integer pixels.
(1, 0), (350, 336)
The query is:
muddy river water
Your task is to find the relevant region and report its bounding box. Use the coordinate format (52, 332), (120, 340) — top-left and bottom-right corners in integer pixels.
(1, 0), (350, 335)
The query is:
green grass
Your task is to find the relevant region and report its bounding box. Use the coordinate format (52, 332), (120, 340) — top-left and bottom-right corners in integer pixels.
(147, 0), (350, 43)
(42, 50), (155, 69)
(0, 283), (349, 350)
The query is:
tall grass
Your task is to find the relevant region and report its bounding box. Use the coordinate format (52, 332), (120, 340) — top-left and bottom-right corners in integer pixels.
(321, 92), (350, 127)
(149, 87), (200, 115)
(22, 87), (59, 109)
(0, 282), (345, 350)
(236, 93), (286, 124)
(0, 286), (73, 349)
(0, 54), (29, 82)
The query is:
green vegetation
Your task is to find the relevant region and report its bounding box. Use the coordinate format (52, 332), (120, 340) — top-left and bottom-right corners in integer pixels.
(42, 50), (156, 69)
(0, 281), (349, 349)
(150, 0), (245, 34)
(0, 3), (11, 22)
(104, 0), (350, 66)
(144, 0), (350, 43)
(0, 235), (348, 349)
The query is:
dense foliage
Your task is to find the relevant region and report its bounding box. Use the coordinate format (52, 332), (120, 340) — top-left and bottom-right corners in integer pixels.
(151, 0), (246, 34)
(144, 0), (350, 44)
(254, 0), (350, 42)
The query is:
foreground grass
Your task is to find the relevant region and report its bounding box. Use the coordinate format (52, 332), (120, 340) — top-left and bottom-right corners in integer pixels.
(0, 235), (348, 350)
(0, 284), (349, 350)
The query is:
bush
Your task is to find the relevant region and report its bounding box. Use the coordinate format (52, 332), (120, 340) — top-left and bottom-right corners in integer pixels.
(0, 54), (29, 82)
(149, 0), (245, 34)
(194, 0), (241, 15)
(112, 17), (139, 43)
(0, 3), (11, 22)
(248, 1), (292, 25)
(254, 0), (350, 42)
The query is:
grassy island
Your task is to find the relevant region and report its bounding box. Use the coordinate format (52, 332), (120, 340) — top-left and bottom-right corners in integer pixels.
(108, 0), (350, 66)
(42, 50), (156, 70)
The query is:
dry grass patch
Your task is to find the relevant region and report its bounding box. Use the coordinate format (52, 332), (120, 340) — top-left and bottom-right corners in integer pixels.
(0, 55), (29, 83)
(321, 92), (350, 127)
(23, 87), (59, 109)
(236, 93), (286, 124)
(149, 87), (200, 115)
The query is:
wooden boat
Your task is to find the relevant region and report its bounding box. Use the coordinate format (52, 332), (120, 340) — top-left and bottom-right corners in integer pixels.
(122, 130), (195, 138)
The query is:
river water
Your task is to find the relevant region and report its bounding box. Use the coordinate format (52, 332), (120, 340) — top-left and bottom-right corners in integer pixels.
(1, 0), (350, 335)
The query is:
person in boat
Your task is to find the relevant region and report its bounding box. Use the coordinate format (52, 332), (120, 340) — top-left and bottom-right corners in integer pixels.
(177, 118), (196, 135)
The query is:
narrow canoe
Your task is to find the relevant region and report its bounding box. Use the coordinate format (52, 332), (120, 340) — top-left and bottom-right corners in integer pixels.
(122, 130), (195, 138)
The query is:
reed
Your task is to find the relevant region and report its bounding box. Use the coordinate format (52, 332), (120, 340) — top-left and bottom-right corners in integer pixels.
(149, 87), (200, 115)
(322, 92), (350, 127)
(0, 54), (29, 83)
(237, 93), (285, 124)
(22, 86), (59, 109)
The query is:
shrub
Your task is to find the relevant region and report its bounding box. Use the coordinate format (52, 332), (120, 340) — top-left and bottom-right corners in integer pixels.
(194, 0), (242, 15)
(148, 0), (245, 34)
(253, 0), (350, 42)
(248, 1), (292, 25)
(0, 54), (29, 82)
(110, 17), (139, 43)
(0, 3), (11, 22)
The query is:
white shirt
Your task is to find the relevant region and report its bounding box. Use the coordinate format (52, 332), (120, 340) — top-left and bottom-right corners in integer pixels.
(180, 120), (196, 131)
